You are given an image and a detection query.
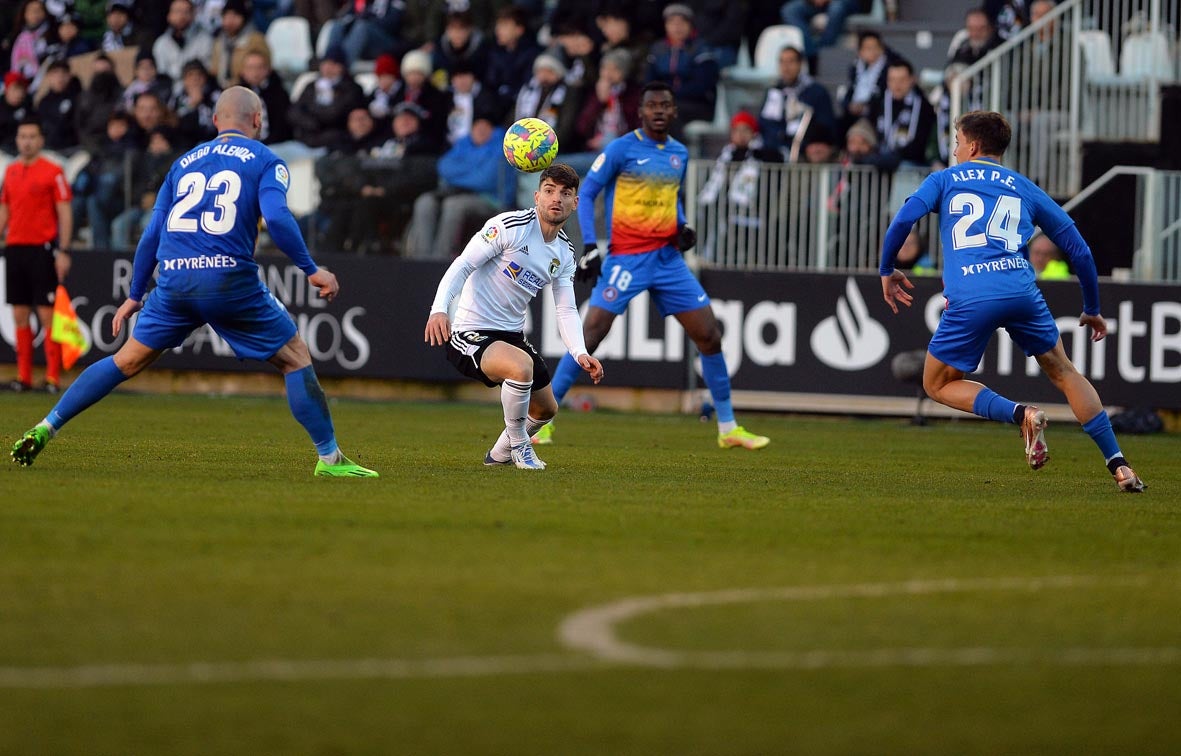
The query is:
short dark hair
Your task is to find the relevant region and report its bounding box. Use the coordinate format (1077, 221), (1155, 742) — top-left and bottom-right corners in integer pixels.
(641, 80), (674, 98)
(538, 163), (580, 191)
(495, 6), (528, 28)
(956, 110), (1012, 156)
(16, 116), (42, 133)
(857, 31), (883, 47)
(779, 46), (803, 61)
(887, 59), (914, 75)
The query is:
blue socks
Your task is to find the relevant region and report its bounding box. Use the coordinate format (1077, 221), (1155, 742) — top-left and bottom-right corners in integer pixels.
(1082, 411), (1122, 462)
(972, 387), (1019, 424)
(285, 365), (338, 457)
(45, 356), (129, 430)
(550, 353), (581, 404)
(700, 352), (734, 424)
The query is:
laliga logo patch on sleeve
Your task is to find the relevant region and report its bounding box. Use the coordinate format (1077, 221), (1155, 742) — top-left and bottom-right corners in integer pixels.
(482, 225), (500, 243)
(590, 153), (606, 173)
(275, 164), (289, 189)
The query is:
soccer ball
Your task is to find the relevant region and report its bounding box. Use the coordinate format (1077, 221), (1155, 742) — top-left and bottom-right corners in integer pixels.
(503, 117), (559, 173)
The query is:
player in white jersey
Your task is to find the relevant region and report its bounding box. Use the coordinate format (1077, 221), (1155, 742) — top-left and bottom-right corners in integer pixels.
(424, 163), (604, 470)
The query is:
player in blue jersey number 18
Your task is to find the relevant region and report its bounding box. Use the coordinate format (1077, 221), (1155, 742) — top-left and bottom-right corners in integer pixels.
(880, 111), (1143, 492)
(10, 87), (378, 478)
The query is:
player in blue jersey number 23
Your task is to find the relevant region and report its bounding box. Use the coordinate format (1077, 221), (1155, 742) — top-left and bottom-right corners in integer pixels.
(880, 111), (1144, 493)
(11, 87), (378, 478)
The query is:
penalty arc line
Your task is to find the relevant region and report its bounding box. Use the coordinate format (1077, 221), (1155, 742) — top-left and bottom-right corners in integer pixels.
(1, 575), (1178, 689)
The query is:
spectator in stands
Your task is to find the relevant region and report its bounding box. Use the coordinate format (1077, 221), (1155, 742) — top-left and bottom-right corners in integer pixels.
(288, 44), (366, 149)
(238, 49), (292, 144)
(314, 105), (384, 248)
(745, 0), (784, 61)
(514, 52), (579, 153)
(52, 11), (94, 57)
(390, 49), (451, 151)
(596, 5), (647, 78)
(122, 48), (174, 112)
(1029, 234), (1070, 279)
(949, 7), (1001, 68)
(780, 0), (853, 72)
(367, 52), (400, 125)
(128, 90), (172, 148)
(551, 23), (598, 105)
(292, 0), (337, 42)
(758, 45), (835, 157)
(67, 0), (109, 48)
(249, 0), (294, 34)
(645, 3), (718, 137)
(931, 63), (979, 166)
(209, 0), (269, 89)
(431, 9), (488, 80)
(407, 111), (515, 259)
(800, 120), (839, 163)
(324, 101), (440, 254)
(444, 60), (498, 145)
(110, 126), (179, 249)
(34, 59), (81, 151)
(840, 31), (895, 132)
(687, 0), (745, 70)
(868, 59), (933, 166)
(8, 0), (57, 81)
(0, 72), (32, 154)
(170, 59), (219, 149)
(101, 1), (149, 51)
(72, 110), (135, 249)
(137, 1), (170, 40)
(843, 116), (898, 171)
(989, 0), (1031, 40)
(326, 0), (403, 66)
(697, 110), (783, 261)
(572, 48), (640, 162)
(484, 5), (542, 123)
(73, 58), (121, 152)
(152, 0), (213, 81)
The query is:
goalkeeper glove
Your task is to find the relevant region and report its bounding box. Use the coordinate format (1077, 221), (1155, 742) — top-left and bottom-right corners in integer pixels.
(576, 244), (603, 283)
(676, 224), (696, 253)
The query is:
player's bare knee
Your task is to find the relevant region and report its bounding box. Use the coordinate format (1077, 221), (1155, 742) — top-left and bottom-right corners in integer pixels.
(695, 328), (723, 355)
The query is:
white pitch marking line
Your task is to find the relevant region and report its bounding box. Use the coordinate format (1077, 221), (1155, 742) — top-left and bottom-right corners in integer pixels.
(1, 575), (1175, 689)
(556, 575), (1164, 667)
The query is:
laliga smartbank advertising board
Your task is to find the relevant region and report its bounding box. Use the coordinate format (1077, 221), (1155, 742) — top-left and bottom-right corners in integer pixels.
(1, 254), (1179, 408)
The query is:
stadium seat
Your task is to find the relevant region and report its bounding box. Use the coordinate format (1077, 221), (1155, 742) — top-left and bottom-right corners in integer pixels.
(316, 18), (335, 59)
(1119, 31), (1173, 79)
(288, 70), (318, 102)
(266, 16), (313, 79)
(283, 156), (320, 217)
(354, 71), (378, 95)
(1078, 30), (1118, 82)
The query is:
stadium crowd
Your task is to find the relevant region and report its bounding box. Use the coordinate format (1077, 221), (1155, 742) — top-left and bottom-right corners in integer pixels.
(0, 0), (1069, 256)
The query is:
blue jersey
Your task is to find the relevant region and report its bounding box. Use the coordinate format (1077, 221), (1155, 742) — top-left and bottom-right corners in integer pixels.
(579, 130), (688, 255)
(905, 158), (1077, 306)
(144, 130), (312, 300)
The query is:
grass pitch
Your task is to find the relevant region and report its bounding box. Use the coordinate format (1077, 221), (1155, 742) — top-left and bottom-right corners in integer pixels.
(1, 392), (1179, 755)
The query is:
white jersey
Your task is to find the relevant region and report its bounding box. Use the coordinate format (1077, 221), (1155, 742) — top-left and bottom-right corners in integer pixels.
(429, 208), (589, 358)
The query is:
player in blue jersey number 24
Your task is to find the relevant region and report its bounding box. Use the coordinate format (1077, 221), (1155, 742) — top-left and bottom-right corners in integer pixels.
(880, 111), (1144, 492)
(10, 87), (378, 478)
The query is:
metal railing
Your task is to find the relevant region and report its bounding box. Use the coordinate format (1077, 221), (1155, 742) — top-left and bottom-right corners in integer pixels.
(950, 0), (1179, 197)
(1060, 166), (1181, 280)
(685, 159), (940, 273)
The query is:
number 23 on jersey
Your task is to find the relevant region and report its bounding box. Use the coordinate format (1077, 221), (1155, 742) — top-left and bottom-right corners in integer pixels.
(166, 170), (243, 236)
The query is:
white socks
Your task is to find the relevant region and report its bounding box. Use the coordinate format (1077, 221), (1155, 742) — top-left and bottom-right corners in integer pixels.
(491, 416), (546, 462)
(501, 379), (532, 449)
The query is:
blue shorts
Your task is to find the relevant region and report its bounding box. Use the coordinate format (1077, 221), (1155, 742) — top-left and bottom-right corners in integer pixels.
(133, 281), (298, 361)
(588, 245), (710, 317)
(929, 294), (1060, 372)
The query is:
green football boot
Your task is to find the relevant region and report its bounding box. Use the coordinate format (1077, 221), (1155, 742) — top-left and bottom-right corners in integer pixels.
(314, 455), (379, 478)
(11, 426), (50, 467)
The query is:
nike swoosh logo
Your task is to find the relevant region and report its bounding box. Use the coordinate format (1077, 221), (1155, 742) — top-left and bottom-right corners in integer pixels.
(697, 293), (707, 302)
(637, 158), (651, 165)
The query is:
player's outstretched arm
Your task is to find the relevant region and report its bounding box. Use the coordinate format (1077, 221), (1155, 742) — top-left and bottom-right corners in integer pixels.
(577, 354), (604, 384)
(424, 312), (451, 346)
